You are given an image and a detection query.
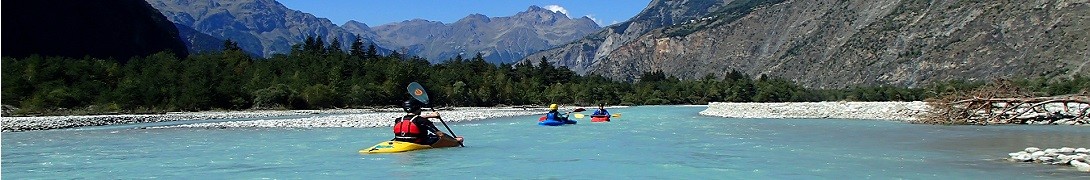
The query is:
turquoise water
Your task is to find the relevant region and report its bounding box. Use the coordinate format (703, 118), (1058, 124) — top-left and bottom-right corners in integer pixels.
(3, 106), (1089, 179)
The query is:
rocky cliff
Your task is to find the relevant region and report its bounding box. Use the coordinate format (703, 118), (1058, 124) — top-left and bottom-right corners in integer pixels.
(521, 0), (731, 73)
(528, 0), (1090, 88)
(359, 5), (601, 64)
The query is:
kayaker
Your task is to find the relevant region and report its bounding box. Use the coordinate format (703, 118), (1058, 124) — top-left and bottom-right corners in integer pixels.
(545, 104), (569, 122)
(393, 99), (460, 145)
(592, 103), (610, 116)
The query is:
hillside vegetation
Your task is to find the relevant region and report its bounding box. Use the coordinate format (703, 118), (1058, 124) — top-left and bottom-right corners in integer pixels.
(4, 37), (1088, 116)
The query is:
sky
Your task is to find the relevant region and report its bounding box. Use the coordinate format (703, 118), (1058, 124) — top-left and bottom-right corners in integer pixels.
(276, 0), (649, 27)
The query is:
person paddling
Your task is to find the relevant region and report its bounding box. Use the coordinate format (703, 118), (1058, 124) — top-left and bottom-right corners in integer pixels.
(393, 99), (462, 146)
(592, 103), (610, 116)
(544, 104), (570, 123)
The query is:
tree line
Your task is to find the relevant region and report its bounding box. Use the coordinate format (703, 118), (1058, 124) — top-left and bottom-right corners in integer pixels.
(3, 36), (1087, 115)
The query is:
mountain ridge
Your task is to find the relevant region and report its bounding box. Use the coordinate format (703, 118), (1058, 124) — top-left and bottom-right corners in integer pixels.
(146, 0), (385, 57)
(351, 5), (601, 64)
(525, 0), (1090, 88)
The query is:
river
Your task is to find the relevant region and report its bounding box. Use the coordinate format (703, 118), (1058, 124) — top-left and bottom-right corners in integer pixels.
(2, 106), (1088, 179)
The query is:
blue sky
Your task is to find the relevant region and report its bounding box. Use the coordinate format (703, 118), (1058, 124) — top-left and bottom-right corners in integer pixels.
(276, 0), (649, 27)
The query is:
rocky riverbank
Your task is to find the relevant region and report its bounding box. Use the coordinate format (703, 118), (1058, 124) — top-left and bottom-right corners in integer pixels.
(699, 101), (930, 121)
(1008, 147), (1090, 172)
(0, 109), (372, 132)
(1, 107), (555, 132)
(150, 107), (550, 129)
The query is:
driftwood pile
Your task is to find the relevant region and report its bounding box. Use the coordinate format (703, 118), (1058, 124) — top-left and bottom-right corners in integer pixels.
(918, 80), (1089, 125)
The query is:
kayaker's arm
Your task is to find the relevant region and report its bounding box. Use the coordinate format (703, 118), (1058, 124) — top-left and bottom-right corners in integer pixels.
(419, 112), (447, 135)
(420, 112), (440, 118)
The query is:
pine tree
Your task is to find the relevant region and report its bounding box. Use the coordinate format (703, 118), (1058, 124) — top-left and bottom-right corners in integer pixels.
(366, 43), (378, 59)
(328, 38), (342, 54)
(350, 34), (365, 58)
(222, 39), (242, 52)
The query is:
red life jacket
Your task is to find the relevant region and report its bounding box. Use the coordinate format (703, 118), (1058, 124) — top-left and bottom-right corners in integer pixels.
(393, 116), (422, 139)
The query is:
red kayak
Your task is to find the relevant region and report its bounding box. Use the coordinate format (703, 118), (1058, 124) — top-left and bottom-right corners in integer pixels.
(591, 115), (610, 122)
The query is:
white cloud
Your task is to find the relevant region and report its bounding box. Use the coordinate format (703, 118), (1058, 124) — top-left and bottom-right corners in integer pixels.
(543, 5), (570, 17)
(584, 14), (601, 25)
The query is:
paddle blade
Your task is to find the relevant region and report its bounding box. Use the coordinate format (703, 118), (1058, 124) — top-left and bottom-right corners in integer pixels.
(406, 82), (430, 104)
(612, 113), (621, 118)
(574, 113), (585, 119)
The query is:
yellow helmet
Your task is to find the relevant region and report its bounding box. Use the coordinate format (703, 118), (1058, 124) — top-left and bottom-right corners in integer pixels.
(549, 104), (558, 110)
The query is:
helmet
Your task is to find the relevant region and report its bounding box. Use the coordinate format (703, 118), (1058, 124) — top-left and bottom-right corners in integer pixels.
(549, 104), (558, 110)
(403, 99), (422, 113)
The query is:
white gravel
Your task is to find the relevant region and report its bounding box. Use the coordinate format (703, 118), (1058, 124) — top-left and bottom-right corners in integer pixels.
(1, 107), (555, 132)
(152, 107), (551, 129)
(699, 101), (931, 121)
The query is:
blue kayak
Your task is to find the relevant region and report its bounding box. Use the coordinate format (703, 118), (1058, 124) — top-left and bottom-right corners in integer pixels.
(538, 116), (577, 126)
(538, 120), (577, 126)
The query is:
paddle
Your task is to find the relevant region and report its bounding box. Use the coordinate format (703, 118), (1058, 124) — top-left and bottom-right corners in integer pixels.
(574, 107), (620, 119)
(568, 108), (585, 117)
(574, 113), (620, 119)
(407, 82), (463, 147)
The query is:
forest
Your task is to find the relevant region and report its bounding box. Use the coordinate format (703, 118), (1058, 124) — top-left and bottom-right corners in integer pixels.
(3, 36), (1088, 115)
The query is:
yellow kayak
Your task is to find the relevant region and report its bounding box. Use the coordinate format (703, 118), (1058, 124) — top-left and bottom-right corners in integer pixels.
(359, 136), (464, 154)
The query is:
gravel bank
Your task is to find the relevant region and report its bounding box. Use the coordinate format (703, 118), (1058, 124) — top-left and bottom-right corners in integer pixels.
(1, 109), (372, 132)
(151, 107), (551, 129)
(1, 107), (556, 132)
(699, 101), (931, 121)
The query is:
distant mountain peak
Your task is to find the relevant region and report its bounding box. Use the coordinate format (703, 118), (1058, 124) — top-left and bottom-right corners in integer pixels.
(402, 18), (443, 24)
(341, 20), (374, 38)
(343, 20), (369, 29)
(367, 4), (600, 64)
(526, 5), (548, 12)
(456, 14), (491, 24)
(147, 0), (387, 57)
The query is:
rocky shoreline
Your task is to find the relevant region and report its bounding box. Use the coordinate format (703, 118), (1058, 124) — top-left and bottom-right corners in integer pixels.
(699, 101), (931, 121)
(1008, 147), (1090, 172)
(1, 109), (371, 132)
(1, 107), (556, 132)
(149, 107), (551, 129)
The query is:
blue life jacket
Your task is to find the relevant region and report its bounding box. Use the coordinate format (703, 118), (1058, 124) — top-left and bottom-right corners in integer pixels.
(546, 111), (565, 121)
(593, 109), (610, 116)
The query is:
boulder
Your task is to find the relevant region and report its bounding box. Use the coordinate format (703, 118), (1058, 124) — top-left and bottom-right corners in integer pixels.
(1057, 154), (1075, 164)
(1038, 156), (1055, 163)
(1026, 147), (1041, 153)
(1031, 151), (1047, 159)
(1013, 154), (1034, 162)
(1060, 147), (1077, 153)
(1072, 160), (1090, 172)
(1077, 148), (1090, 153)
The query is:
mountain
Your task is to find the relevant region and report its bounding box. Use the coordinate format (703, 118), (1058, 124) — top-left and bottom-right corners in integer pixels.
(174, 23), (232, 54)
(351, 5), (601, 64)
(2, 0), (188, 60)
(341, 20), (378, 42)
(521, 0), (731, 74)
(146, 0), (382, 57)
(525, 0), (1090, 88)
